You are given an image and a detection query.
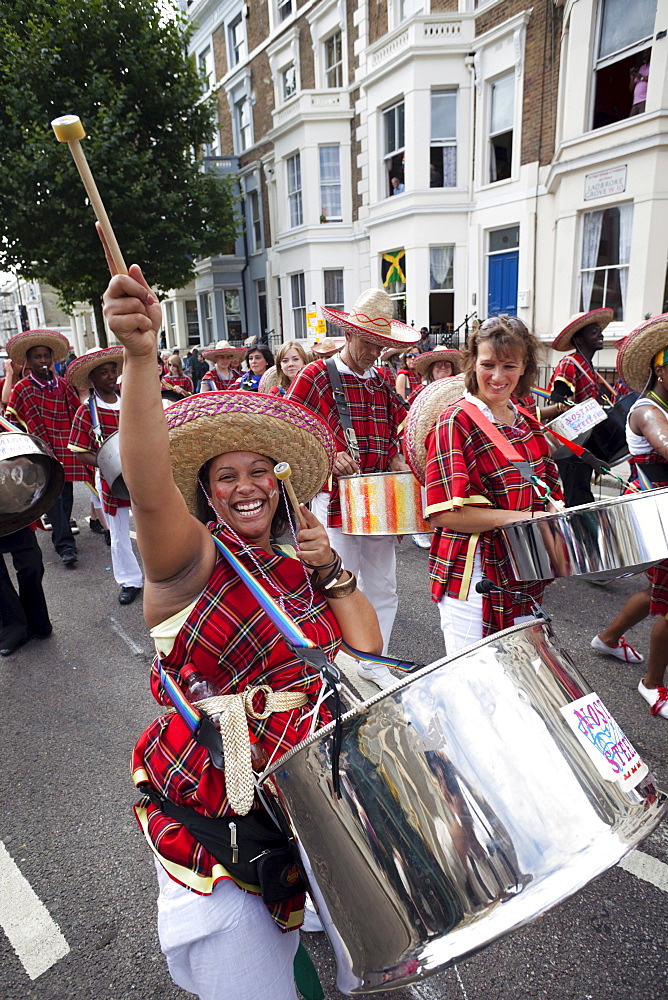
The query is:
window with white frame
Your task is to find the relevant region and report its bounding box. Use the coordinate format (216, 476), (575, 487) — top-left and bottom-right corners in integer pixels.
(319, 146), (342, 221)
(324, 31), (343, 88)
(383, 101), (405, 197)
(429, 246), (455, 341)
(235, 96), (252, 153)
(489, 74), (514, 183)
(277, 0), (293, 23)
(248, 190), (262, 252)
(256, 279), (268, 337)
(393, 0), (424, 27)
(579, 205), (633, 320)
(204, 292), (214, 343)
(228, 14), (245, 68)
(592, 0), (656, 129)
(165, 300), (177, 345)
(282, 63), (297, 101)
(430, 90), (457, 188)
(291, 273), (307, 339)
(185, 300), (200, 346)
(323, 269), (344, 335)
(287, 153), (303, 228)
(198, 46), (214, 93)
(224, 289), (242, 340)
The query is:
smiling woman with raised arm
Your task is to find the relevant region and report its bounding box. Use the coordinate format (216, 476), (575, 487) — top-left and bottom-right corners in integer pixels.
(102, 263), (382, 1000)
(405, 315), (563, 655)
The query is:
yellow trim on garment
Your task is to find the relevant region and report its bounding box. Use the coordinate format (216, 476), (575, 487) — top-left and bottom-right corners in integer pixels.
(459, 534), (481, 600)
(67, 443), (90, 452)
(425, 495), (492, 516)
(4, 407), (27, 430)
(553, 375), (575, 394)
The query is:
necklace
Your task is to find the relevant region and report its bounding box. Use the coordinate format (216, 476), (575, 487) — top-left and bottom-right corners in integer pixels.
(647, 390), (668, 413)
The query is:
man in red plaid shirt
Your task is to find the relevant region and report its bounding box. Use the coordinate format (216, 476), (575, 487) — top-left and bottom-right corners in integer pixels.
(6, 330), (91, 567)
(288, 288), (419, 688)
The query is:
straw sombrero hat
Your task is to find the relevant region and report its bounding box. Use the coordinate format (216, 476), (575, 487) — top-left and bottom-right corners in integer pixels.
(311, 337), (345, 358)
(552, 308), (614, 352)
(201, 340), (245, 364)
(404, 375), (466, 484)
(65, 346), (124, 390)
(258, 365), (280, 393)
(6, 328), (70, 365)
(617, 314), (668, 392)
(165, 391), (336, 515)
(414, 347), (463, 378)
(320, 289), (420, 349)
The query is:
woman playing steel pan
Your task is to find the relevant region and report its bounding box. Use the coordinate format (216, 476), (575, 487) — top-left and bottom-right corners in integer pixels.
(405, 316), (563, 653)
(592, 315), (668, 719)
(102, 262), (382, 1000)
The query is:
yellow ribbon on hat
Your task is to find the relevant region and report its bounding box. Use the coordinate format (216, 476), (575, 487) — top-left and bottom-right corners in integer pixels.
(652, 348), (668, 368)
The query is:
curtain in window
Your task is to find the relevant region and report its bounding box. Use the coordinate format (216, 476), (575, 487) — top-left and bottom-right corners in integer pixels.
(617, 203), (633, 315)
(442, 147), (457, 187)
(430, 247), (454, 290)
(581, 210), (604, 312)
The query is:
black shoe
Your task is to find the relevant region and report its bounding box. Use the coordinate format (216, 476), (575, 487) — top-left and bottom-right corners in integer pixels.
(62, 551), (78, 567)
(104, 530), (111, 547)
(118, 586), (141, 605)
(89, 518), (105, 535)
(0, 633), (30, 656)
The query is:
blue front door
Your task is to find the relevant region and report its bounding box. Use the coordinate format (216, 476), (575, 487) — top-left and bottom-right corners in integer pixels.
(487, 250), (519, 316)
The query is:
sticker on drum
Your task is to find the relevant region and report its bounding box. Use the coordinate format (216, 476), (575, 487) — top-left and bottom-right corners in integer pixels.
(560, 693), (648, 789)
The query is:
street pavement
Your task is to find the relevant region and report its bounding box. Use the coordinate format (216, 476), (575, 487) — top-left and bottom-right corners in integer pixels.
(1, 483), (667, 999)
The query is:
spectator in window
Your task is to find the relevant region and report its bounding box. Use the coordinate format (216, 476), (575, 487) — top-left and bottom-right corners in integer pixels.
(430, 163), (442, 188)
(390, 176), (405, 195)
(630, 51), (650, 116)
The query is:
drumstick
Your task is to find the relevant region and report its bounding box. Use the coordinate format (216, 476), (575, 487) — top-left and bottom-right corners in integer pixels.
(51, 115), (128, 275)
(274, 462), (306, 528)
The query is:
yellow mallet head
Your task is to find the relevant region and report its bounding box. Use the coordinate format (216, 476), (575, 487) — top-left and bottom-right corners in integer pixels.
(51, 115), (86, 142)
(274, 462), (292, 480)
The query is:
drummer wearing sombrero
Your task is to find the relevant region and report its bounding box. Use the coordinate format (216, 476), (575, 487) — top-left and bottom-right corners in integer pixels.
(591, 315), (668, 720)
(102, 260), (381, 999)
(547, 307), (614, 506)
(6, 328), (92, 567)
(200, 340), (245, 391)
(67, 347), (143, 605)
(287, 288), (420, 688)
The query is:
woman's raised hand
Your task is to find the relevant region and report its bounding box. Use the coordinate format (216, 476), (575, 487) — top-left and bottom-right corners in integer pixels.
(295, 504), (334, 567)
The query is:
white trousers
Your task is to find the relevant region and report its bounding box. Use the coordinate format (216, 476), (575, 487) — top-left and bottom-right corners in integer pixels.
(107, 506), (143, 588)
(155, 862), (299, 1000)
(437, 551), (533, 654)
(312, 492), (398, 653)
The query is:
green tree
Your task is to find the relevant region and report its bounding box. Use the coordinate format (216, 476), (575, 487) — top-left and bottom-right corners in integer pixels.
(0, 0), (239, 346)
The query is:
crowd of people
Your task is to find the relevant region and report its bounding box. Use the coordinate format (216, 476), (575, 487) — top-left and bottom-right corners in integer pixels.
(2, 270), (668, 998)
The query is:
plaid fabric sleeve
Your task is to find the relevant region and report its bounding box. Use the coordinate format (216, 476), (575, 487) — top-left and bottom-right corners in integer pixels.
(548, 355), (597, 403)
(68, 404), (96, 453)
(424, 408), (493, 516)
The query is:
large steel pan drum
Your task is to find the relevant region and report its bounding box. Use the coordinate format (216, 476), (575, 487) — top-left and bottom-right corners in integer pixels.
(339, 471), (429, 535)
(263, 621), (666, 994)
(498, 488), (668, 582)
(0, 431), (64, 536)
(96, 431), (130, 501)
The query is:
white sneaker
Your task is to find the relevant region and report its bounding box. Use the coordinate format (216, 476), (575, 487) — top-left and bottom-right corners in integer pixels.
(590, 634), (643, 663)
(302, 896), (324, 933)
(638, 680), (668, 719)
(412, 533), (431, 549)
(357, 660), (397, 690)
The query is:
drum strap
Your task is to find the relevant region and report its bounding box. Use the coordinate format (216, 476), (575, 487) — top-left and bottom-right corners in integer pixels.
(459, 400), (551, 500)
(325, 358), (361, 465)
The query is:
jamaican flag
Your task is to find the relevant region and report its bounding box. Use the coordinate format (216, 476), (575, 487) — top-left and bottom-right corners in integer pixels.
(381, 248), (406, 286)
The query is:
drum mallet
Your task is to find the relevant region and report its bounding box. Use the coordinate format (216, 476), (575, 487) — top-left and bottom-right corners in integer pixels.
(50, 114), (128, 275)
(274, 462), (306, 529)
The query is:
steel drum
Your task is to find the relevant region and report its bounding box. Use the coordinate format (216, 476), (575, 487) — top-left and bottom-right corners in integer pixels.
(263, 620), (666, 994)
(545, 398), (606, 461)
(96, 431), (130, 501)
(0, 431), (64, 536)
(498, 488), (668, 582)
(339, 471), (429, 535)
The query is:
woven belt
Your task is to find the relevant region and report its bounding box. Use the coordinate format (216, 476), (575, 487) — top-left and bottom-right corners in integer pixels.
(166, 686), (307, 816)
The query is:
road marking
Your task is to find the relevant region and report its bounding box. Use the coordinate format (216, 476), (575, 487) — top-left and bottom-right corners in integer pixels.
(108, 616), (145, 656)
(0, 840), (70, 979)
(619, 848), (668, 893)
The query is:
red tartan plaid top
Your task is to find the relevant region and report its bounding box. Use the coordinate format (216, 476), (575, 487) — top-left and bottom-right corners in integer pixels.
(132, 526), (340, 929)
(425, 396), (562, 635)
(201, 368), (240, 391)
(396, 369), (421, 396)
(547, 351), (610, 404)
(162, 373), (193, 394)
(68, 397), (129, 515)
(7, 375), (91, 484)
(287, 358), (407, 527)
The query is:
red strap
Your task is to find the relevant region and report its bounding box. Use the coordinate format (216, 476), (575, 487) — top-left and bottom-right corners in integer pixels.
(515, 404), (586, 458)
(459, 399), (525, 464)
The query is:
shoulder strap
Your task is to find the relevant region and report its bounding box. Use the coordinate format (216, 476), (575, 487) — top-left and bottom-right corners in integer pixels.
(459, 399), (546, 495)
(325, 357), (361, 464)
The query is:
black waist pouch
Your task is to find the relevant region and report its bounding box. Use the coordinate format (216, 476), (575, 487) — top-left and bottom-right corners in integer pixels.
(140, 785), (307, 904)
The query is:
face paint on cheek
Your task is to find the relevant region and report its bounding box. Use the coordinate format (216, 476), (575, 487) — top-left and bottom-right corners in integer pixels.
(268, 488), (278, 499)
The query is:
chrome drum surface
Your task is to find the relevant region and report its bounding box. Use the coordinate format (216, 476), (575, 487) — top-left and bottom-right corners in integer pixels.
(263, 621), (666, 994)
(498, 488), (668, 581)
(96, 431), (130, 501)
